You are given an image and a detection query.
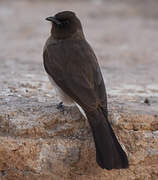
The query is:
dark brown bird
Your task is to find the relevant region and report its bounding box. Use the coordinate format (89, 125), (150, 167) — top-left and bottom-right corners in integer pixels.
(43, 11), (128, 170)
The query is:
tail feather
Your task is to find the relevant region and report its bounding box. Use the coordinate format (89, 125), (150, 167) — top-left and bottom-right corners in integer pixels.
(86, 110), (129, 170)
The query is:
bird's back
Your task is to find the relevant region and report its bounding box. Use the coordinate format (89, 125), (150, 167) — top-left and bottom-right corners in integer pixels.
(43, 37), (107, 111)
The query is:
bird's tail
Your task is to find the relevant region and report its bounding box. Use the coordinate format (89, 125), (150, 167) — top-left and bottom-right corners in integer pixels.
(86, 109), (129, 170)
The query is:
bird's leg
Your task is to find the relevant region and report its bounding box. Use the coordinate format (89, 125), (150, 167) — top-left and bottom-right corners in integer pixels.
(57, 101), (65, 113)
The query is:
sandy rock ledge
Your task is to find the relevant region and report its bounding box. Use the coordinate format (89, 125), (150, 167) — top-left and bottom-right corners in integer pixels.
(0, 95), (158, 180)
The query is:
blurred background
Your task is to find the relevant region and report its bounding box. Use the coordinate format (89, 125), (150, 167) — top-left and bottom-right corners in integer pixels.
(0, 0), (158, 100)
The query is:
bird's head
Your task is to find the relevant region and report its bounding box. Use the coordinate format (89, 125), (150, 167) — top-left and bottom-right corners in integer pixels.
(46, 11), (84, 39)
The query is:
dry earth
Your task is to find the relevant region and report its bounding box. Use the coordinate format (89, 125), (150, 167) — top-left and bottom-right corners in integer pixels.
(0, 0), (158, 179)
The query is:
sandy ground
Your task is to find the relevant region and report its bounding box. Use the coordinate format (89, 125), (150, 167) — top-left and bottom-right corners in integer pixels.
(0, 0), (158, 112)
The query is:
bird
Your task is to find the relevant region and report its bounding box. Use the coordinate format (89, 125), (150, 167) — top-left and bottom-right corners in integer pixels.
(43, 11), (129, 170)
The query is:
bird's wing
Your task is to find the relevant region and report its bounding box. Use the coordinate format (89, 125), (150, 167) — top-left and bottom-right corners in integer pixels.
(43, 39), (107, 112)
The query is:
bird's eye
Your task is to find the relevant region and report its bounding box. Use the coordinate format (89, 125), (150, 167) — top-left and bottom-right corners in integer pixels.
(62, 19), (70, 26)
(56, 19), (70, 28)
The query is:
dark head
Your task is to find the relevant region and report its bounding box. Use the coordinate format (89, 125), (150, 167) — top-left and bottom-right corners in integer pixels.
(46, 11), (84, 39)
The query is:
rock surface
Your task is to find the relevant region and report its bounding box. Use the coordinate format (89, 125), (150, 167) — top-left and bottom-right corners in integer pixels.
(0, 0), (158, 179)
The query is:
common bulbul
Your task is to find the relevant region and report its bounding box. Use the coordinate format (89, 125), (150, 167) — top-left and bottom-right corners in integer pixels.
(43, 11), (129, 170)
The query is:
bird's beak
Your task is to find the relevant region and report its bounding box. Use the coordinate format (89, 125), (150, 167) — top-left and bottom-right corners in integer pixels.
(45, 16), (61, 25)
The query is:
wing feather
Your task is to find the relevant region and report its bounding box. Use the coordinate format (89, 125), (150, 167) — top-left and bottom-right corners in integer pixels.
(43, 39), (107, 111)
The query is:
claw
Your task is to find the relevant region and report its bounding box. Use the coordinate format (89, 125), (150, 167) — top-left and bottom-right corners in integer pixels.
(57, 101), (65, 114)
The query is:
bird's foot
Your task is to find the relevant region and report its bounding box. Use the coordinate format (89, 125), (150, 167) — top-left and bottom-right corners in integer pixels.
(57, 101), (65, 114)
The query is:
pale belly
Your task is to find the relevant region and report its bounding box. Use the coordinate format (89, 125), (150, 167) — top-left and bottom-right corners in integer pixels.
(47, 74), (87, 118)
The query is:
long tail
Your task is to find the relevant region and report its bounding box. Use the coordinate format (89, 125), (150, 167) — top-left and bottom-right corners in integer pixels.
(86, 109), (129, 170)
